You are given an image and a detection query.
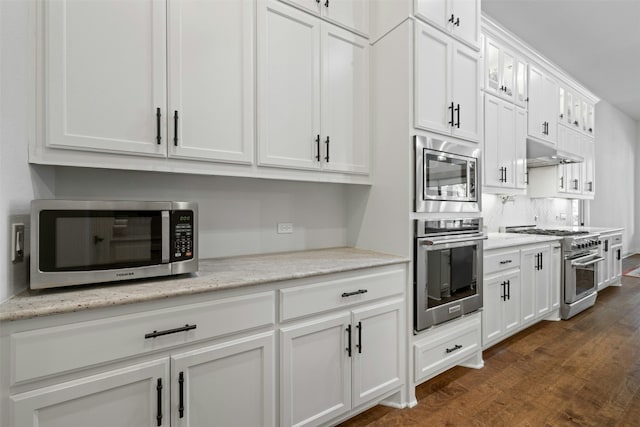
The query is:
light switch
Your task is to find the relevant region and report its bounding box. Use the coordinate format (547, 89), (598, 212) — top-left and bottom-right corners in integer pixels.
(11, 223), (25, 262)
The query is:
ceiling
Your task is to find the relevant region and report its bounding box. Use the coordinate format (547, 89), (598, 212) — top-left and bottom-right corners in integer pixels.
(482, 0), (640, 121)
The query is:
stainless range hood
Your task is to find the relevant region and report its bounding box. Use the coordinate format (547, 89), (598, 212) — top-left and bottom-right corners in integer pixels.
(526, 138), (583, 168)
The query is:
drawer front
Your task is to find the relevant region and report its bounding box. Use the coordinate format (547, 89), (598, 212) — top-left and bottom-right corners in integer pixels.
(11, 292), (275, 384)
(484, 249), (520, 275)
(279, 267), (405, 322)
(612, 234), (622, 245)
(414, 313), (481, 382)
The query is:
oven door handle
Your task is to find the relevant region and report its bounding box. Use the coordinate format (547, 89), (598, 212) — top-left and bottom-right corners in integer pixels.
(420, 235), (487, 246)
(572, 256), (605, 267)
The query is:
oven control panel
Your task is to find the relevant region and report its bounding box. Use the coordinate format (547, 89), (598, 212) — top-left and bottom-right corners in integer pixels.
(571, 239), (601, 251)
(171, 210), (194, 261)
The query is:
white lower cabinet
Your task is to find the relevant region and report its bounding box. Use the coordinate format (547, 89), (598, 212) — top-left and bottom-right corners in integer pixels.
(2, 265), (406, 427)
(598, 232), (623, 290)
(483, 242), (559, 349)
(414, 312), (482, 383)
(11, 359), (170, 427)
(280, 298), (403, 427)
(521, 245), (551, 325)
(483, 270), (520, 348)
(171, 333), (275, 427)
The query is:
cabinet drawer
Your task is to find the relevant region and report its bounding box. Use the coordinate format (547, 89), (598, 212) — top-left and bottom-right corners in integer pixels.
(484, 249), (520, 275)
(279, 267), (405, 322)
(612, 234), (622, 245)
(10, 292), (275, 385)
(414, 313), (481, 382)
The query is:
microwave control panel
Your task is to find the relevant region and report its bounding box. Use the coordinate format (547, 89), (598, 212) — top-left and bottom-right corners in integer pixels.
(171, 210), (194, 261)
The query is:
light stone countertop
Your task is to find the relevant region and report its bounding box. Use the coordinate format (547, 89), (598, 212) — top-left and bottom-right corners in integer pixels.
(0, 247), (408, 322)
(485, 233), (563, 251)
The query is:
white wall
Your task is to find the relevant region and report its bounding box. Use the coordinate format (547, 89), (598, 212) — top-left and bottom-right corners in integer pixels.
(590, 101), (638, 254)
(0, 0), (55, 302)
(54, 168), (349, 260)
(482, 194), (575, 232)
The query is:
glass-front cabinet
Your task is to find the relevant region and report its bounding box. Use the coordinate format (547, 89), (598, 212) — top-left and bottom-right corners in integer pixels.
(559, 83), (595, 137)
(484, 36), (524, 105)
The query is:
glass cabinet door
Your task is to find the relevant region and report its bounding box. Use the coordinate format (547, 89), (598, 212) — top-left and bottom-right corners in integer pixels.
(574, 97), (581, 128)
(516, 59), (527, 106)
(558, 87), (565, 120)
(486, 41), (500, 93)
(566, 91), (573, 125)
(581, 101), (588, 132)
(501, 51), (515, 97)
(587, 104), (594, 134)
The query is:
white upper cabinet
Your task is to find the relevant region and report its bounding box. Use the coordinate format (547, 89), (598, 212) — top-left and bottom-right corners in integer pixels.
(321, 24), (370, 174)
(483, 94), (526, 192)
(278, 0), (369, 35)
(45, 0), (167, 157)
(415, 0), (481, 50)
(527, 64), (557, 144)
(258, 1), (321, 170)
(45, 0), (256, 165)
(415, 22), (481, 143)
(168, 0), (254, 164)
(258, 0), (369, 174)
(484, 37), (526, 106)
(559, 84), (595, 137)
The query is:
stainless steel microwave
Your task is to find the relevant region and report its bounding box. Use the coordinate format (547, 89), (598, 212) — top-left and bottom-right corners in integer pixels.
(415, 135), (480, 213)
(30, 200), (198, 289)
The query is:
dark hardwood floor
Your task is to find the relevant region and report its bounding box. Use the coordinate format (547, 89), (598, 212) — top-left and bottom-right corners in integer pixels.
(340, 254), (640, 427)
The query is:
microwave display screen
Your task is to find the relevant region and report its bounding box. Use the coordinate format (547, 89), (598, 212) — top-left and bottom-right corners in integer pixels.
(38, 210), (163, 272)
(424, 152), (472, 199)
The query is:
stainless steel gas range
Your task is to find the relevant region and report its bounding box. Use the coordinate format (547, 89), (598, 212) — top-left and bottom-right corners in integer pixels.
(505, 226), (604, 319)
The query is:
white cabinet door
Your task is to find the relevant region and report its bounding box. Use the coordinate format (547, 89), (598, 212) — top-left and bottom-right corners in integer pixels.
(258, 0), (321, 170)
(520, 248), (538, 326)
(582, 137), (595, 196)
(483, 94), (515, 189)
(451, 41), (481, 142)
(351, 299), (403, 408)
(502, 271), (521, 335)
(321, 23), (369, 174)
(415, 22), (480, 143)
(515, 58), (528, 108)
(280, 313), (351, 427)
(485, 38), (501, 96)
(168, 0), (254, 164)
(528, 65), (557, 144)
(535, 246), (551, 318)
(11, 359), (169, 427)
(171, 332), (275, 427)
(45, 0), (167, 157)
(598, 237), (611, 290)
(415, 0), (480, 49)
(514, 107), (527, 189)
(551, 245), (561, 311)
(322, 0), (369, 35)
(450, 0), (480, 49)
(415, 23), (452, 136)
(612, 244), (623, 283)
(483, 274), (506, 345)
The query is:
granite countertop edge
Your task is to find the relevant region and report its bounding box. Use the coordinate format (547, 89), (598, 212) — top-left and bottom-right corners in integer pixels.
(0, 247), (409, 322)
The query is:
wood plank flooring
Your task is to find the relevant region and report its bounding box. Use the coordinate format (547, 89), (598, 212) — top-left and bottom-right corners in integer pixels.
(340, 254), (640, 427)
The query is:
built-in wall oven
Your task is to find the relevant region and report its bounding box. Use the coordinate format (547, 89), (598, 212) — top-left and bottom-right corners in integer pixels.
(415, 135), (480, 213)
(414, 218), (486, 331)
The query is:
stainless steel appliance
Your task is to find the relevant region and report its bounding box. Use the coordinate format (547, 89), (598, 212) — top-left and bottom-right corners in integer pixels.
(414, 218), (486, 331)
(505, 226), (602, 319)
(31, 200), (198, 289)
(415, 135), (480, 213)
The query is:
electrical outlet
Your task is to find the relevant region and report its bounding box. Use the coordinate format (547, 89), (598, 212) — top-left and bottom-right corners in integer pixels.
(277, 223), (293, 234)
(11, 223), (25, 262)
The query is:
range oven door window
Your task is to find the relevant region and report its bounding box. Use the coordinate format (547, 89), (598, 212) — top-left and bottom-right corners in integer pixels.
(38, 210), (165, 272)
(565, 252), (602, 303)
(423, 149), (476, 202)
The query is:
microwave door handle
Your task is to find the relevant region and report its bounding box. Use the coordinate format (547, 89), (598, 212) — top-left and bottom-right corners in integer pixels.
(420, 235), (487, 246)
(162, 211), (170, 263)
(572, 256), (605, 267)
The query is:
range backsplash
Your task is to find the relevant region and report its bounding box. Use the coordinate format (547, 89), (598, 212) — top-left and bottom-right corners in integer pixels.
(482, 194), (576, 232)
